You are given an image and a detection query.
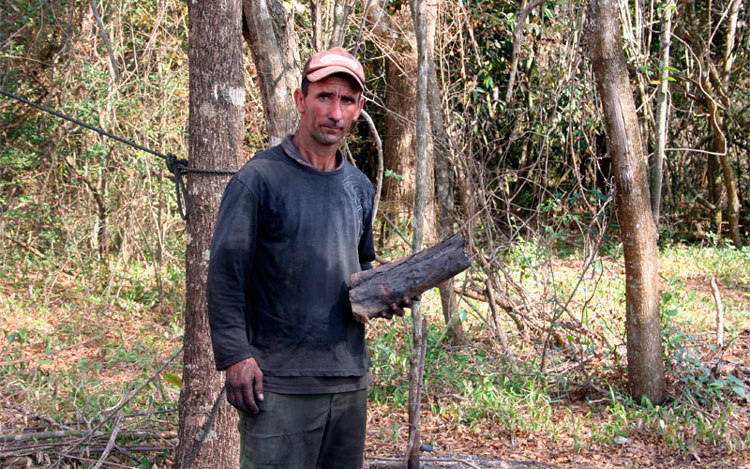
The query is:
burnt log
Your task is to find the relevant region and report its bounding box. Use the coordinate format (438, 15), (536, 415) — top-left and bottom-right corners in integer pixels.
(348, 234), (471, 323)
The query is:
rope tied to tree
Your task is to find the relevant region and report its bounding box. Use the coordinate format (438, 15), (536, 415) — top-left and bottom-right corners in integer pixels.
(0, 87), (237, 220)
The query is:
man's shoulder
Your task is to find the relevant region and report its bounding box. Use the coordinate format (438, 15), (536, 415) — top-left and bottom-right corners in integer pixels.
(235, 145), (288, 177)
(342, 161), (374, 192)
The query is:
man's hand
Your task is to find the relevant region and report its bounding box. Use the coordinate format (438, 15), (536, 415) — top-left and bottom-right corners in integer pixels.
(376, 294), (422, 320)
(225, 357), (264, 414)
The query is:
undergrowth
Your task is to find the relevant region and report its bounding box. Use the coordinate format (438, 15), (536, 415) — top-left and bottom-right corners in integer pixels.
(1, 239), (749, 466)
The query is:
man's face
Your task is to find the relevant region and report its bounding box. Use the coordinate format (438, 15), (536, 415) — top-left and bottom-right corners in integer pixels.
(295, 75), (364, 147)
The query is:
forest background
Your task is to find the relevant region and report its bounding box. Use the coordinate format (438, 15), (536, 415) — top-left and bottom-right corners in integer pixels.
(0, 0), (749, 467)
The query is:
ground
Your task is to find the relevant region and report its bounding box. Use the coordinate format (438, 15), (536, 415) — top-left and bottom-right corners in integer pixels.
(1, 244), (749, 468)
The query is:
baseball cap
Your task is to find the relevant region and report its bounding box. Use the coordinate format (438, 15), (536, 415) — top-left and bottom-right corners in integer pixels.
(302, 47), (365, 91)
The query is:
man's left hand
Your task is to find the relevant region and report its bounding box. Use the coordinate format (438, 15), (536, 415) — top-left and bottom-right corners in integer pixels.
(376, 294), (421, 320)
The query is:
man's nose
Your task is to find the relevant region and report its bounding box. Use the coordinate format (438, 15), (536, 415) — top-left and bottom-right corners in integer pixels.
(328, 101), (343, 121)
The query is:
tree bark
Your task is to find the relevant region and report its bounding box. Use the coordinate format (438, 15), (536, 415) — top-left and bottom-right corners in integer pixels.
(505, 0), (544, 104)
(175, 0), (244, 467)
(375, 4), (419, 221)
(717, 0), (742, 246)
(243, 0), (301, 146)
(424, 0), (465, 340)
(649, 0), (673, 224)
(404, 0), (434, 464)
(348, 233), (471, 322)
(369, 1), (435, 238)
(585, 0), (665, 405)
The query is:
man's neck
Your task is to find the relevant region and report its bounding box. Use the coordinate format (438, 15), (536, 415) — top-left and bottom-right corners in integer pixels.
(292, 133), (339, 172)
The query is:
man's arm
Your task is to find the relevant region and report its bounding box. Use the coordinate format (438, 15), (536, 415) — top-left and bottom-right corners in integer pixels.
(207, 176), (264, 413)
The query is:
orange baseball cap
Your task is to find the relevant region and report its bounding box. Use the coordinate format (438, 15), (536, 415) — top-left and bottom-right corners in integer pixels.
(302, 47), (365, 91)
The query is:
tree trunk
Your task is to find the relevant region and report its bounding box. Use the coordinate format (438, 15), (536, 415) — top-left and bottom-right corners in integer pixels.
(505, 0), (544, 104)
(585, 0), (665, 405)
(707, 153), (724, 236)
(378, 5), (419, 221)
(242, 0), (301, 146)
(405, 0), (431, 464)
(425, 2), (464, 340)
(649, 0), (672, 224)
(717, 0), (742, 246)
(174, 0), (244, 467)
(370, 2), (435, 238)
(683, 0), (742, 246)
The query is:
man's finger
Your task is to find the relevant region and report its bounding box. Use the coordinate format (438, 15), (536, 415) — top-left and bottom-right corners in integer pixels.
(243, 384), (259, 414)
(228, 387), (249, 414)
(253, 369), (264, 404)
(387, 303), (404, 317)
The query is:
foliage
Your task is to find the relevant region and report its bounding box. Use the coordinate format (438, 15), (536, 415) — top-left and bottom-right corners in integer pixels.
(1, 0), (749, 466)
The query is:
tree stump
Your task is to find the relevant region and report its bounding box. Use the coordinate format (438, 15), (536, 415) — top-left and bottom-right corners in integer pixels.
(348, 233), (471, 323)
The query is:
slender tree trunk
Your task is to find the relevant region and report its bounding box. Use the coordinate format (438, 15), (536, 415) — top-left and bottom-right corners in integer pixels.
(175, 1), (244, 467)
(684, 0), (742, 246)
(425, 2), (464, 340)
(717, 0), (742, 246)
(310, 0), (323, 51)
(405, 0), (430, 464)
(707, 153), (724, 236)
(585, 0), (665, 405)
(242, 0), (301, 146)
(505, 0), (544, 104)
(329, 0), (352, 47)
(649, 0), (672, 224)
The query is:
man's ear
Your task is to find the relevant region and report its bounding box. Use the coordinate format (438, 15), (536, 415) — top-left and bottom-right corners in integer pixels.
(353, 95), (364, 120)
(294, 88), (305, 113)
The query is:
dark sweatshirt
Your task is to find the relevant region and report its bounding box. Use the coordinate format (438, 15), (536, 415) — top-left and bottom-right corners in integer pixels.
(207, 136), (375, 392)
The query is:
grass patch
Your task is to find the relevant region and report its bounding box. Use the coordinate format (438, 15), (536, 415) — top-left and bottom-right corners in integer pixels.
(2, 239), (748, 466)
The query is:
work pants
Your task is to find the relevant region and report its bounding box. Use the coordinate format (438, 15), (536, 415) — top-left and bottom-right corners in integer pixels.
(238, 389), (367, 469)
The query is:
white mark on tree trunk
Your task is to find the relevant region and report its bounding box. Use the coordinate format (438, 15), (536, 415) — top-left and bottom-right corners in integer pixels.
(224, 86), (245, 107)
(203, 249), (211, 262)
(196, 429), (217, 442)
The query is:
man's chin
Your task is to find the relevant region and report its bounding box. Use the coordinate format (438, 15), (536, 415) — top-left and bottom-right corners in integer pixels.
(314, 132), (343, 146)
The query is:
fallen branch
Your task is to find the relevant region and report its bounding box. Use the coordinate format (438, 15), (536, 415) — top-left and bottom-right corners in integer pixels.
(17, 408), (176, 433)
(92, 415), (122, 469)
(710, 277), (724, 349)
(0, 429), (169, 443)
(51, 346), (183, 468)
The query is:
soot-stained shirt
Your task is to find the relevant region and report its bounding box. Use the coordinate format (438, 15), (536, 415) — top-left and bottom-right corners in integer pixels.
(207, 135), (375, 392)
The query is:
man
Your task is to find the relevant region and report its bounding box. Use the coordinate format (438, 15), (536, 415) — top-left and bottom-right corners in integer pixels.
(207, 47), (407, 468)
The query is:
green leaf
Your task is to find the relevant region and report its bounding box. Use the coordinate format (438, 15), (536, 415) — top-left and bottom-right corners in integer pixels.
(163, 373), (183, 388)
(666, 76), (677, 82)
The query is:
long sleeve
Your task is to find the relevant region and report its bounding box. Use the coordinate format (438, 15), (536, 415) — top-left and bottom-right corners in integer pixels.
(207, 177), (258, 370)
(358, 188), (375, 271)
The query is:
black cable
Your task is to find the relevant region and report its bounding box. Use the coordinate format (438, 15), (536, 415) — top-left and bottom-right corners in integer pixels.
(0, 88), (237, 220)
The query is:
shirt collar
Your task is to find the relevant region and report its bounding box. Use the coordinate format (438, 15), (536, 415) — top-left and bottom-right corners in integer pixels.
(281, 134), (344, 172)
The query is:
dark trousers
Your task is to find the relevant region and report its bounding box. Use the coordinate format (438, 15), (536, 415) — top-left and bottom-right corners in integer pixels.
(238, 389), (367, 469)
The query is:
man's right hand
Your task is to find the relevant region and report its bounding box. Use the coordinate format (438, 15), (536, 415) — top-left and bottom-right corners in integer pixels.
(225, 357), (264, 414)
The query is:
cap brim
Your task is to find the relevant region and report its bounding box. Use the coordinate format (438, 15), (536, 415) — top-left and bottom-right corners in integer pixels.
(306, 66), (365, 91)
